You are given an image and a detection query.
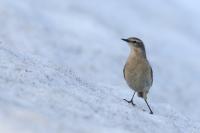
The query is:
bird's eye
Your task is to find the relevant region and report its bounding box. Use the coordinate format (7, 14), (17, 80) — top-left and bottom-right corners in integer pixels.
(132, 41), (137, 43)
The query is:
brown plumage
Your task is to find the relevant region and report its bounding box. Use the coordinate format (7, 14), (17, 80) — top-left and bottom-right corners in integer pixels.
(122, 37), (153, 114)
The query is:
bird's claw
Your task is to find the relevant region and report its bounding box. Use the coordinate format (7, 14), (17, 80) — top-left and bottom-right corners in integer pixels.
(150, 111), (153, 115)
(123, 99), (136, 106)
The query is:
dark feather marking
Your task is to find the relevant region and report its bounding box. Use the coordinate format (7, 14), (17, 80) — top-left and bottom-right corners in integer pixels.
(123, 64), (126, 79)
(150, 67), (153, 85)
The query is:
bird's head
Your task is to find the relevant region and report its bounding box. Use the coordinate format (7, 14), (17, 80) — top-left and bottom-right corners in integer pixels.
(122, 37), (144, 49)
(122, 37), (146, 56)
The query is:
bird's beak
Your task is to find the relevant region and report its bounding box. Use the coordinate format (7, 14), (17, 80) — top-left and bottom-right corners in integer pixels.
(121, 38), (129, 42)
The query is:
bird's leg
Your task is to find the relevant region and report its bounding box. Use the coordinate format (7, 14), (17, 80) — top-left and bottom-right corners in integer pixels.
(124, 92), (136, 106)
(144, 99), (153, 114)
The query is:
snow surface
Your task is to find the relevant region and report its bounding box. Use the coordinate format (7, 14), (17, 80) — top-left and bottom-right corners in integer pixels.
(0, 0), (200, 132)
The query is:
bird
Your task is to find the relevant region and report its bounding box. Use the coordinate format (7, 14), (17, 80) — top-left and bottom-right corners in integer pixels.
(122, 37), (153, 114)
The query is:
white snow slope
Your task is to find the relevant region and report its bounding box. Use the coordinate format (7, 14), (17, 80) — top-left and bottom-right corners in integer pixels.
(0, 0), (200, 133)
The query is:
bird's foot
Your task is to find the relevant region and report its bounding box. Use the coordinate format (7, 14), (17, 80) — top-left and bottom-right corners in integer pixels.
(142, 109), (153, 115)
(123, 99), (136, 106)
(150, 111), (153, 115)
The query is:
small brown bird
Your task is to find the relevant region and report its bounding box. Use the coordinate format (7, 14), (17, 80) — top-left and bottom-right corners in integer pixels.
(122, 37), (153, 114)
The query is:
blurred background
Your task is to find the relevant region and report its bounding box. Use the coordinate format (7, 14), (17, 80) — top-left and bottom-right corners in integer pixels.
(0, 0), (200, 132)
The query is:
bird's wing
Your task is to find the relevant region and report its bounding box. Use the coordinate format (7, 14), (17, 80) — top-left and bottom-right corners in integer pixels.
(150, 67), (153, 86)
(123, 64), (126, 79)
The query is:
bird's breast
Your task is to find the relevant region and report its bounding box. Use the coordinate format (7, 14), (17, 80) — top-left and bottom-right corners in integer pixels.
(124, 55), (152, 92)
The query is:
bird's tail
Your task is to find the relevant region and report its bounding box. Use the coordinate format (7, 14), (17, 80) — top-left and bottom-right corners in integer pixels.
(137, 92), (147, 99)
(137, 92), (143, 97)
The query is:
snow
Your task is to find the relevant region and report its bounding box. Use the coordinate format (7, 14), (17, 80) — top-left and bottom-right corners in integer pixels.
(0, 0), (200, 132)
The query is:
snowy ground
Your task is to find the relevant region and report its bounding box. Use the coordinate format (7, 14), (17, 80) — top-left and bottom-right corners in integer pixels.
(0, 0), (200, 132)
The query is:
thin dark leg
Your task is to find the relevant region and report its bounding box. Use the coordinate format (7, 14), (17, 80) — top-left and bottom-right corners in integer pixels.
(124, 92), (136, 106)
(144, 99), (153, 114)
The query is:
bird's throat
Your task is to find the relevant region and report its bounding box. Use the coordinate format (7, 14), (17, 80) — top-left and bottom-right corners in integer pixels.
(132, 48), (146, 58)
